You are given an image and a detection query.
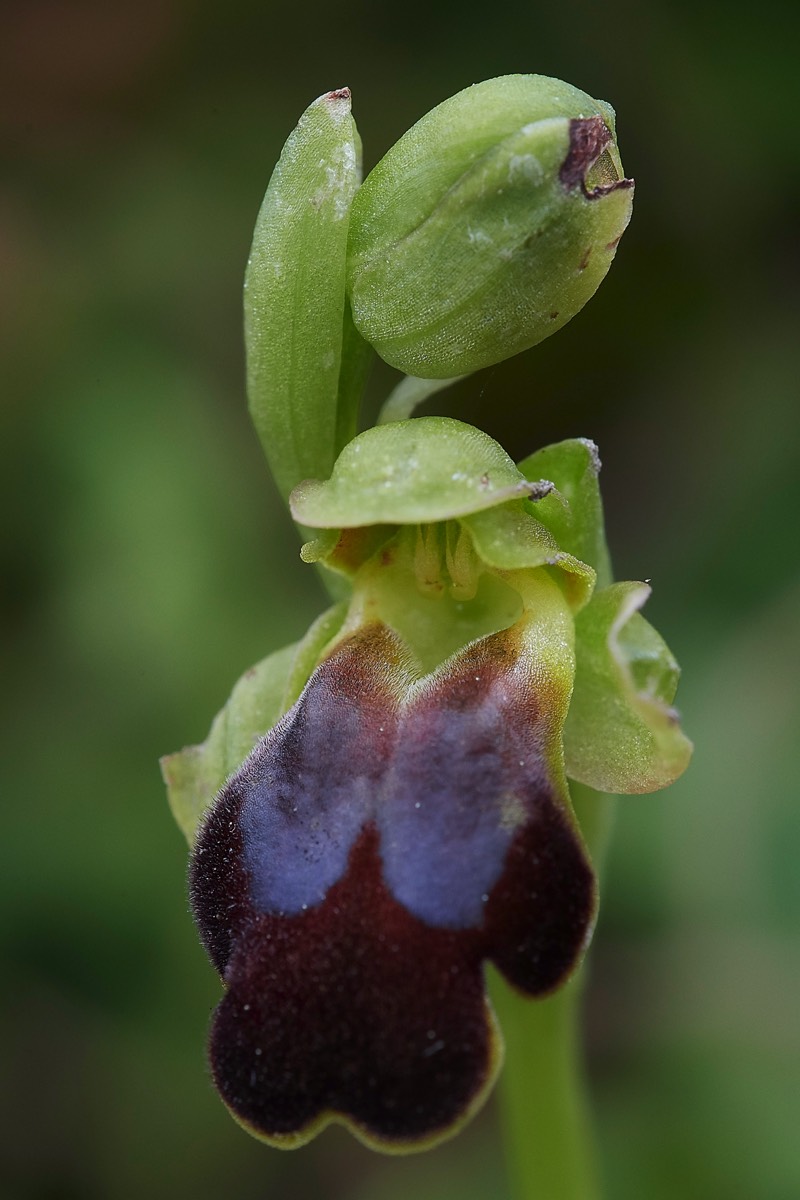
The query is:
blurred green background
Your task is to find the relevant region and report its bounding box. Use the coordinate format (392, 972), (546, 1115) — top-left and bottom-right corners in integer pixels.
(2, 0), (799, 1197)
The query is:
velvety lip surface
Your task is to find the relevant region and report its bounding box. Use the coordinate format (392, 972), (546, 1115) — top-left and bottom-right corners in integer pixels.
(190, 622), (595, 1147)
(238, 630), (399, 917)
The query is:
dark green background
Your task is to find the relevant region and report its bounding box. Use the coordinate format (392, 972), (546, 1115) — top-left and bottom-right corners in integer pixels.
(2, 0), (798, 1196)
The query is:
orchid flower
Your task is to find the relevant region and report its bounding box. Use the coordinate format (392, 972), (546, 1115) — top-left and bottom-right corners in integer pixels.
(162, 74), (691, 1167)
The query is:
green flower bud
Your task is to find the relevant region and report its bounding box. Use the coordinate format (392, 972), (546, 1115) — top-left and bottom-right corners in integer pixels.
(347, 74), (633, 378)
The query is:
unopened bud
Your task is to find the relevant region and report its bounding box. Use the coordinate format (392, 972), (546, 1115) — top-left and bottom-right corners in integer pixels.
(347, 74), (633, 378)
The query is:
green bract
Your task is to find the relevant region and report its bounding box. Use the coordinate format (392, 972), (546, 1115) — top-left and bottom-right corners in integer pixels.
(244, 87), (372, 508)
(347, 74), (633, 378)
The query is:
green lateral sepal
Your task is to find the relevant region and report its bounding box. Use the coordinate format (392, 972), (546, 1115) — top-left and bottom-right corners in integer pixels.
(160, 604), (347, 845)
(564, 581), (693, 793)
(517, 437), (612, 587)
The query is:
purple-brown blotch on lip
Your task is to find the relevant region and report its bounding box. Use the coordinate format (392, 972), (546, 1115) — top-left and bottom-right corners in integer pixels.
(190, 621), (595, 1150)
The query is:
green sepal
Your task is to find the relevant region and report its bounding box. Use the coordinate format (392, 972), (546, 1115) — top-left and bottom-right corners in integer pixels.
(290, 417), (544, 528)
(161, 643), (297, 845)
(160, 604), (347, 844)
(563, 582), (693, 793)
(244, 88), (370, 509)
(517, 438), (612, 587)
(280, 601), (348, 708)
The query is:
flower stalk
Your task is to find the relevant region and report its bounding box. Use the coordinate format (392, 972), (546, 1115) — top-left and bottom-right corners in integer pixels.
(494, 782), (617, 1200)
(494, 977), (600, 1200)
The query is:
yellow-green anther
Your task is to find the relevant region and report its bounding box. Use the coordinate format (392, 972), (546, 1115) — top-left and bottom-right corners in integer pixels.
(445, 523), (479, 601)
(244, 88), (370, 507)
(347, 74), (633, 379)
(414, 523), (444, 594)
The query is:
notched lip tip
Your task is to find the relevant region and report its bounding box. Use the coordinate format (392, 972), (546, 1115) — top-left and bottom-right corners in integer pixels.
(559, 116), (633, 200)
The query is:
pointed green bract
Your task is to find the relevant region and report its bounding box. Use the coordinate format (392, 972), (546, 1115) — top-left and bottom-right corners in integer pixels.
(245, 88), (371, 508)
(347, 74), (633, 378)
(564, 582), (693, 793)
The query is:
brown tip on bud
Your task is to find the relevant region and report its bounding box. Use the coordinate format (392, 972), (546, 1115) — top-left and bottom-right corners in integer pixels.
(326, 87), (351, 102)
(559, 117), (634, 199)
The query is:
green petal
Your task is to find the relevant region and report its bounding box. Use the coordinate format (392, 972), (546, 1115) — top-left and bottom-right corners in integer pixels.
(517, 438), (611, 587)
(290, 417), (540, 528)
(244, 88), (371, 509)
(300, 526), (398, 580)
(461, 502), (595, 611)
(564, 582), (693, 793)
(160, 606), (346, 844)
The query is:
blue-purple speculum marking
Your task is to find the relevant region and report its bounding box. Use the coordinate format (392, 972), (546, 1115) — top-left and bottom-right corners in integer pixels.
(190, 618), (595, 1150)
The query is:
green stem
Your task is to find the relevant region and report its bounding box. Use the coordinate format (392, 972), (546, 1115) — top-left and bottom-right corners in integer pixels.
(492, 784), (616, 1200)
(376, 372), (466, 424)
